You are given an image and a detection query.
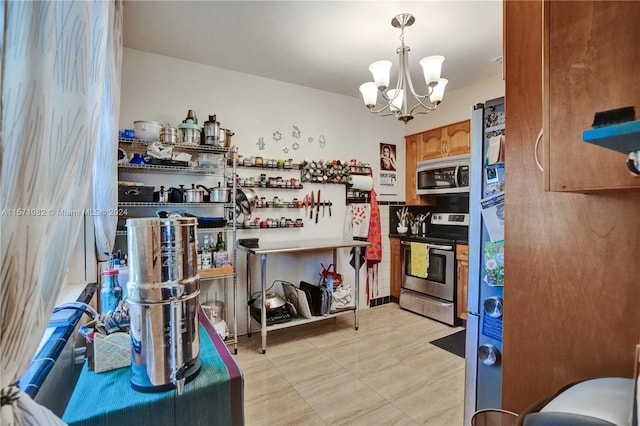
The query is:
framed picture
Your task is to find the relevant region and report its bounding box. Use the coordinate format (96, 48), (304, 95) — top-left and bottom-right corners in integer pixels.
(379, 142), (397, 195)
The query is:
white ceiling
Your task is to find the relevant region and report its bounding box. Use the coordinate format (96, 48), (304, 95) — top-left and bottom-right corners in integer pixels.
(123, 1), (503, 99)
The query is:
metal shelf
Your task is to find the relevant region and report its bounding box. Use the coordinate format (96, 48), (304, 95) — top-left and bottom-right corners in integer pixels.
(119, 137), (232, 154)
(118, 163), (228, 175)
(118, 202), (233, 208)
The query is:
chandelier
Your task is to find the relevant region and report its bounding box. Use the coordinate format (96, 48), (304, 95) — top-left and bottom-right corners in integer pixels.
(359, 13), (448, 123)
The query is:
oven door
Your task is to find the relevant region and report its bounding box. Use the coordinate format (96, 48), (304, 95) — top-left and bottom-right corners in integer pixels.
(401, 241), (455, 301)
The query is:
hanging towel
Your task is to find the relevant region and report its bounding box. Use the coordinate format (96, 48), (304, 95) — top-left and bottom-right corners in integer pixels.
(366, 189), (382, 305)
(345, 203), (371, 238)
(410, 242), (429, 278)
(365, 189), (382, 265)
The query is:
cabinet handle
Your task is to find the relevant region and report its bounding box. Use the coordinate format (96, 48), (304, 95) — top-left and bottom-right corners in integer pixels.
(534, 128), (544, 172)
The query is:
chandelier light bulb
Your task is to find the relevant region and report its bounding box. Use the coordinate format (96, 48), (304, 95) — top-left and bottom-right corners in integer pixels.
(429, 78), (448, 104)
(359, 82), (378, 108)
(419, 55), (445, 87)
(368, 60), (392, 90)
(387, 89), (404, 112)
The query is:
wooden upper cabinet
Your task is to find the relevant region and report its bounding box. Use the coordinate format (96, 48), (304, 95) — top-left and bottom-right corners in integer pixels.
(446, 120), (471, 157)
(421, 128), (446, 161)
(405, 133), (423, 206)
(420, 120), (471, 161)
(544, 1), (640, 192)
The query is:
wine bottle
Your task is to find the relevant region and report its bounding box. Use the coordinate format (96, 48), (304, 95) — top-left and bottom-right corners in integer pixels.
(215, 232), (226, 252)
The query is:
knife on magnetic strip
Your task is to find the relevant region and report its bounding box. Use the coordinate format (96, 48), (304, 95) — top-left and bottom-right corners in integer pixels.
(310, 191), (314, 219)
(316, 189), (320, 223)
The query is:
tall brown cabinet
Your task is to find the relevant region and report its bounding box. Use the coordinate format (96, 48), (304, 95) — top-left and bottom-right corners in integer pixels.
(503, 0), (640, 413)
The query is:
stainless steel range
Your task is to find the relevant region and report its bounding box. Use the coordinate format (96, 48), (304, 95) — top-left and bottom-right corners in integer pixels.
(399, 213), (469, 325)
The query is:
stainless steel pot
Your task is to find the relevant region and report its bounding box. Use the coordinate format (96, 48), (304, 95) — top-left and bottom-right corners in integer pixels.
(197, 183), (231, 203)
(160, 123), (178, 143)
(185, 184), (204, 203)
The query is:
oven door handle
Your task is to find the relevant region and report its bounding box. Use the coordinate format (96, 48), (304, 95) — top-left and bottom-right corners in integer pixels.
(400, 241), (453, 251)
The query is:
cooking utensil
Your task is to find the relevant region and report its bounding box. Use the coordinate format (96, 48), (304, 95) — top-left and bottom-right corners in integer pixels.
(185, 184), (204, 203)
(203, 115), (220, 146)
(236, 187), (258, 216)
(310, 191), (314, 220)
(168, 185), (185, 203)
(252, 291), (287, 310)
(134, 120), (162, 141)
(160, 123), (178, 143)
(323, 200), (325, 217)
(156, 185), (170, 203)
(178, 119), (201, 145)
(316, 190), (320, 223)
(197, 183), (231, 203)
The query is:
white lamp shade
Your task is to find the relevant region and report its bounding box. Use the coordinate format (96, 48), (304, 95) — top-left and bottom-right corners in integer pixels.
(429, 78), (448, 104)
(419, 55), (445, 86)
(387, 89), (404, 112)
(359, 82), (378, 107)
(368, 60), (392, 89)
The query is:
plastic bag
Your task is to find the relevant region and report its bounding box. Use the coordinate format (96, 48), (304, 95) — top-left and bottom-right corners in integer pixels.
(320, 263), (343, 289)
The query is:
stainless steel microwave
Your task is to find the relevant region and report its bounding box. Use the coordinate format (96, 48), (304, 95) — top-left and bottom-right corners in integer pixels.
(416, 154), (470, 195)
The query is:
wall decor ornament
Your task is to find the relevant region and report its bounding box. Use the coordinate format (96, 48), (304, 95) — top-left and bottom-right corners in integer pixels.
(292, 125), (301, 138)
(257, 137), (266, 150)
(273, 131), (282, 141)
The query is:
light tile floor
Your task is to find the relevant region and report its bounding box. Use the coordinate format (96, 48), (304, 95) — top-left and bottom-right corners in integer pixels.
(234, 303), (465, 425)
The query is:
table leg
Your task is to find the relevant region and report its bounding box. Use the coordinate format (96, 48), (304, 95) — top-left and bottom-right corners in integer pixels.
(246, 252), (251, 337)
(260, 254), (267, 353)
(354, 246), (360, 331)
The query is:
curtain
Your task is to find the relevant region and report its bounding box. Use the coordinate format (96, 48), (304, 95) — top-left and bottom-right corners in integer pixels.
(1, 1), (122, 425)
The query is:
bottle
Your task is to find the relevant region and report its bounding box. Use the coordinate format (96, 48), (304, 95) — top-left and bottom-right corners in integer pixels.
(215, 232), (226, 252)
(197, 241), (203, 270)
(116, 259), (129, 301)
(201, 235), (212, 269)
(100, 269), (122, 314)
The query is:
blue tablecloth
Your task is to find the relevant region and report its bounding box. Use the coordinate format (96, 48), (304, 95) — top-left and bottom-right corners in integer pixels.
(62, 309), (243, 426)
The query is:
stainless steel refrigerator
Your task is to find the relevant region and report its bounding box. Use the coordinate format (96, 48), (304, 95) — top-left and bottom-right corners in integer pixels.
(464, 97), (506, 425)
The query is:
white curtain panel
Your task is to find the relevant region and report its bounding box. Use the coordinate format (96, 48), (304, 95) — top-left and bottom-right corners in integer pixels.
(1, 1), (122, 425)
(93, 2), (122, 265)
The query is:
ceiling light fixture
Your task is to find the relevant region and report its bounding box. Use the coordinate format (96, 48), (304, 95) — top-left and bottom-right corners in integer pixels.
(359, 13), (448, 123)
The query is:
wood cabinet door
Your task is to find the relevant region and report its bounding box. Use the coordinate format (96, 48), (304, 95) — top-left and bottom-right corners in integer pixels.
(405, 133), (422, 206)
(456, 244), (469, 321)
(390, 238), (401, 301)
(446, 120), (471, 157)
(544, 1), (640, 191)
(420, 128), (445, 161)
